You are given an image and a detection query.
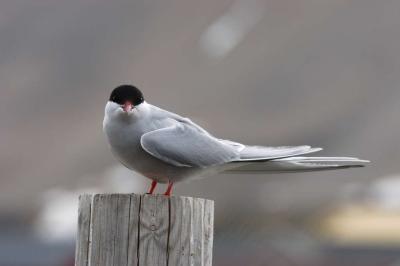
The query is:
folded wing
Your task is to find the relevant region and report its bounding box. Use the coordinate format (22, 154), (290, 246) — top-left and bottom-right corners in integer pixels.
(140, 123), (240, 167)
(237, 145), (322, 161)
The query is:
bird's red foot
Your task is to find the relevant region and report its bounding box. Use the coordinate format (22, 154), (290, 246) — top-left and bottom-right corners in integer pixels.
(147, 180), (157, 194)
(164, 182), (173, 196)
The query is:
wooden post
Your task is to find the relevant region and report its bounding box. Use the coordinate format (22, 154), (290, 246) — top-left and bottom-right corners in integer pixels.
(75, 194), (214, 266)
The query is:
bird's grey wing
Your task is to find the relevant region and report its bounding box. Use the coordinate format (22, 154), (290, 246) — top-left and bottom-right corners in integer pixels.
(140, 123), (240, 168)
(236, 145), (323, 161)
(146, 104), (323, 163)
(169, 113), (322, 161)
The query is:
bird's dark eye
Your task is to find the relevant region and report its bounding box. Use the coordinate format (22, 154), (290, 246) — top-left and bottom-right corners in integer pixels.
(109, 85), (144, 106)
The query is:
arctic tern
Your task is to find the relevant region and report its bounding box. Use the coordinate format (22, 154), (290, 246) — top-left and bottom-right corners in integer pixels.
(103, 85), (368, 195)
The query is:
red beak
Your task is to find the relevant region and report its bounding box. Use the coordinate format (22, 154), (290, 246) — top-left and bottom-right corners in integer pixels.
(123, 101), (133, 112)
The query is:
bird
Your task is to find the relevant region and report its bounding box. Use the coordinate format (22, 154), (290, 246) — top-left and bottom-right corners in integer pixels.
(103, 84), (369, 196)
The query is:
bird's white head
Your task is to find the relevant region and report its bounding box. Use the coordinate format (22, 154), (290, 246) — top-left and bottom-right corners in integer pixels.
(105, 84), (148, 121)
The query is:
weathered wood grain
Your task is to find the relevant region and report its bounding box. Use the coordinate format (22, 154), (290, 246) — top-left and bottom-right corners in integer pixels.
(75, 194), (92, 266)
(168, 196), (193, 265)
(138, 194), (170, 266)
(89, 194), (132, 266)
(203, 200), (214, 266)
(127, 195), (140, 266)
(191, 198), (204, 266)
(75, 194), (214, 266)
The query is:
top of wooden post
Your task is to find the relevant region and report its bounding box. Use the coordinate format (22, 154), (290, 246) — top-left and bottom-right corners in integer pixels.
(75, 193), (214, 266)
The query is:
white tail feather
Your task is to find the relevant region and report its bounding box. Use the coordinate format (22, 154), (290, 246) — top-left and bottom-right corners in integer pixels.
(225, 156), (369, 173)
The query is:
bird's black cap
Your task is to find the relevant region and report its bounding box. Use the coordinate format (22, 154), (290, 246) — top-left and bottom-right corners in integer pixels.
(109, 85), (144, 106)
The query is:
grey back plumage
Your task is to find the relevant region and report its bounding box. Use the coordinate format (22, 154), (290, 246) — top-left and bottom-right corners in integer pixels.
(141, 123), (240, 168)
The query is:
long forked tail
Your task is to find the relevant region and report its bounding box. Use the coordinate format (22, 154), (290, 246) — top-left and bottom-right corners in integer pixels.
(225, 156), (369, 174)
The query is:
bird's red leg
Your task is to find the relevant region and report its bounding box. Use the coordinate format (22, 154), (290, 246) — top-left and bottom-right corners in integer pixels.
(164, 182), (174, 196)
(148, 180), (157, 194)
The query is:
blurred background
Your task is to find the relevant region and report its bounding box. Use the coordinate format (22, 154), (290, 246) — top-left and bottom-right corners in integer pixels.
(1, 0), (400, 265)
